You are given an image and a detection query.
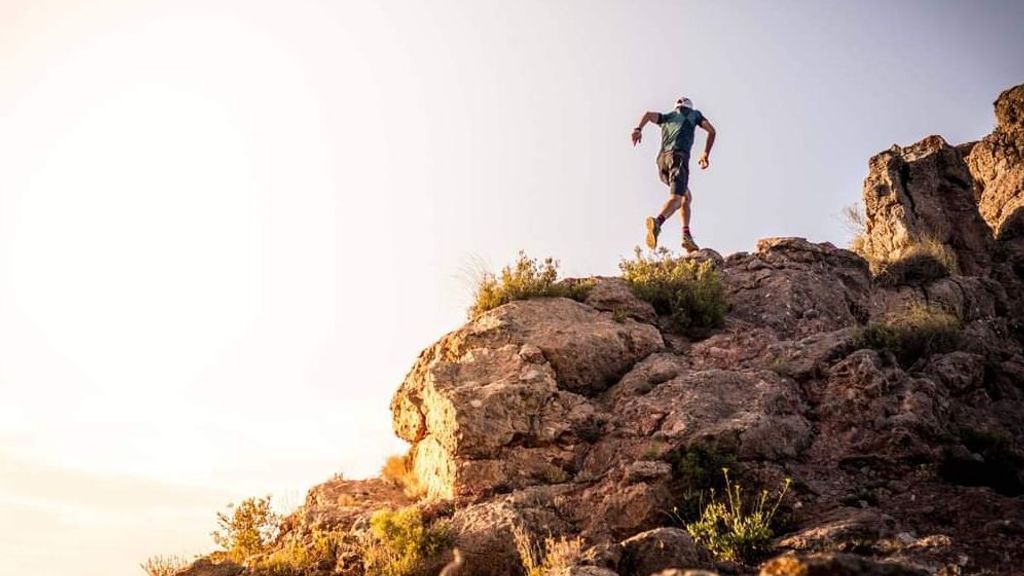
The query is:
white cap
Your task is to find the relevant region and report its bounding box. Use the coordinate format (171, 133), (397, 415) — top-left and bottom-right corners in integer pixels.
(676, 97), (693, 109)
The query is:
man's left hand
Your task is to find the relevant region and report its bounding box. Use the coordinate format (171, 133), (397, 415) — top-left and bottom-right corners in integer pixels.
(698, 153), (710, 169)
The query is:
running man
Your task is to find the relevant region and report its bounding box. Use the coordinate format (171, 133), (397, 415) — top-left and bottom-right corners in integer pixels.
(631, 97), (716, 252)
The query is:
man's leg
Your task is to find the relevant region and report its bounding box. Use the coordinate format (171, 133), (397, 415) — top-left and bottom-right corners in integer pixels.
(646, 194), (681, 249)
(660, 195), (683, 221)
(680, 190), (699, 252)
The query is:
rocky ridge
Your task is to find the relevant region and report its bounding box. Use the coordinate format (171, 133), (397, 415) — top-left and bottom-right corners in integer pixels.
(179, 84), (1024, 576)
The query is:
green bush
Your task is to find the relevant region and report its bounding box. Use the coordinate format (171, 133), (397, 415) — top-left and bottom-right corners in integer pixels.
(620, 247), (727, 337)
(468, 252), (593, 318)
(855, 304), (961, 367)
(362, 507), (451, 576)
(686, 470), (790, 564)
(211, 496), (281, 563)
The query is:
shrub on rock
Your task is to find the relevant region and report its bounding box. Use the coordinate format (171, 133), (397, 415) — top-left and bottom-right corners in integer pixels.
(855, 304), (961, 367)
(619, 247), (727, 338)
(469, 252), (593, 318)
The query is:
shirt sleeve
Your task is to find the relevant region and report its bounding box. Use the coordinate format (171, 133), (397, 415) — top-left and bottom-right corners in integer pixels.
(695, 110), (707, 126)
(654, 112), (664, 125)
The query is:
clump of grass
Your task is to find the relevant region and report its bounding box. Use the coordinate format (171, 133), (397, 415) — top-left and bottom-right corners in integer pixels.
(468, 252), (593, 318)
(843, 202), (959, 285)
(382, 453), (425, 499)
(686, 470), (791, 564)
(140, 555), (191, 576)
(362, 507), (451, 576)
(855, 304), (962, 367)
(512, 526), (584, 576)
(211, 496), (281, 564)
(619, 247), (727, 337)
(872, 237), (959, 286)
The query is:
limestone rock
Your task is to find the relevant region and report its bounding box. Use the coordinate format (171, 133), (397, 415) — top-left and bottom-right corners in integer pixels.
(966, 84), (1024, 239)
(861, 135), (994, 276)
(613, 368), (812, 461)
(618, 528), (707, 576)
(813, 350), (952, 462)
(723, 238), (869, 339)
(584, 277), (659, 325)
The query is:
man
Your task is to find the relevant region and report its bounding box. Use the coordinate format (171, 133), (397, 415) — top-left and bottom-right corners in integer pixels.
(632, 97), (716, 252)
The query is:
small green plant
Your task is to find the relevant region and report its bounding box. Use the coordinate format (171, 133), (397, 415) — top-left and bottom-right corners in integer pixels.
(512, 526), (584, 576)
(362, 507), (451, 576)
(612, 308), (630, 323)
(212, 496), (281, 563)
(855, 304), (961, 367)
(468, 252), (593, 318)
(620, 247), (727, 337)
(140, 555), (191, 576)
(767, 356), (793, 377)
(685, 470), (791, 563)
(542, 466), (571, 484)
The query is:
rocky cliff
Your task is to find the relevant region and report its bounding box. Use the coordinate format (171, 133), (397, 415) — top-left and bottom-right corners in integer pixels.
(178, 84), (1024, 576)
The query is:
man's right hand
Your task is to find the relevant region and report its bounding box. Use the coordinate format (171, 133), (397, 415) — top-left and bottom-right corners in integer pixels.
(631, 128), (642, 146)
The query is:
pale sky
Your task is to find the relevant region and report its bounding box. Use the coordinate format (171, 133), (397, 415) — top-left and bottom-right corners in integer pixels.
(1, 1), (1022, 574)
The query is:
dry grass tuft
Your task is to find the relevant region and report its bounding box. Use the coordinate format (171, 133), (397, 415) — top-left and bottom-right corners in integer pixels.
(512, 525), (584, 576)
(381, 453), (425, 499)
(140, 555), (191, 576)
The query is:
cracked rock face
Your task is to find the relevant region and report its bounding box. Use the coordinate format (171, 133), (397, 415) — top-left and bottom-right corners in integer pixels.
(966, 84), (1024, 240)
(861, 135), (995, 276)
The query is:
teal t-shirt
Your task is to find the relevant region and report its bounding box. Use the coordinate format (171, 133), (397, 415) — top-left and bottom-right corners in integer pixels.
(657, 107), (706, 154)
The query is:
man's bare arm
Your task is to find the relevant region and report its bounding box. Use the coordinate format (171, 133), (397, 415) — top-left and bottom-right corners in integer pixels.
(631, 112), (660, 146)
(698, 119), (716, 169)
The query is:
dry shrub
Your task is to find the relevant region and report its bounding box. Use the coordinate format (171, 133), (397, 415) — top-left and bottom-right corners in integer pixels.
(872, 237), (959, 286)
(212, 496), (281, 564)
(381, 453), (425, 499)
(843, 202), (960, 284)
(513, 525), (584, 576)
(140, 555), (191, 576)
(468, 252), (593, 318)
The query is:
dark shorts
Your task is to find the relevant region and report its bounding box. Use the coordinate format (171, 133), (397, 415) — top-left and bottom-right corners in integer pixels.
(657, 151), (690, 196)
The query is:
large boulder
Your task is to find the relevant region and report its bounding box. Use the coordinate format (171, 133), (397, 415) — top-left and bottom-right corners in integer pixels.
(861, 135), (994, 276)
(617, 528), (707, 576)
(612, 368), (812, 461)
(392, 297), (663, 498)
(722, 238), (870, 339)
(811, 350), (952, 463)
(965, 83), (1024, 240)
